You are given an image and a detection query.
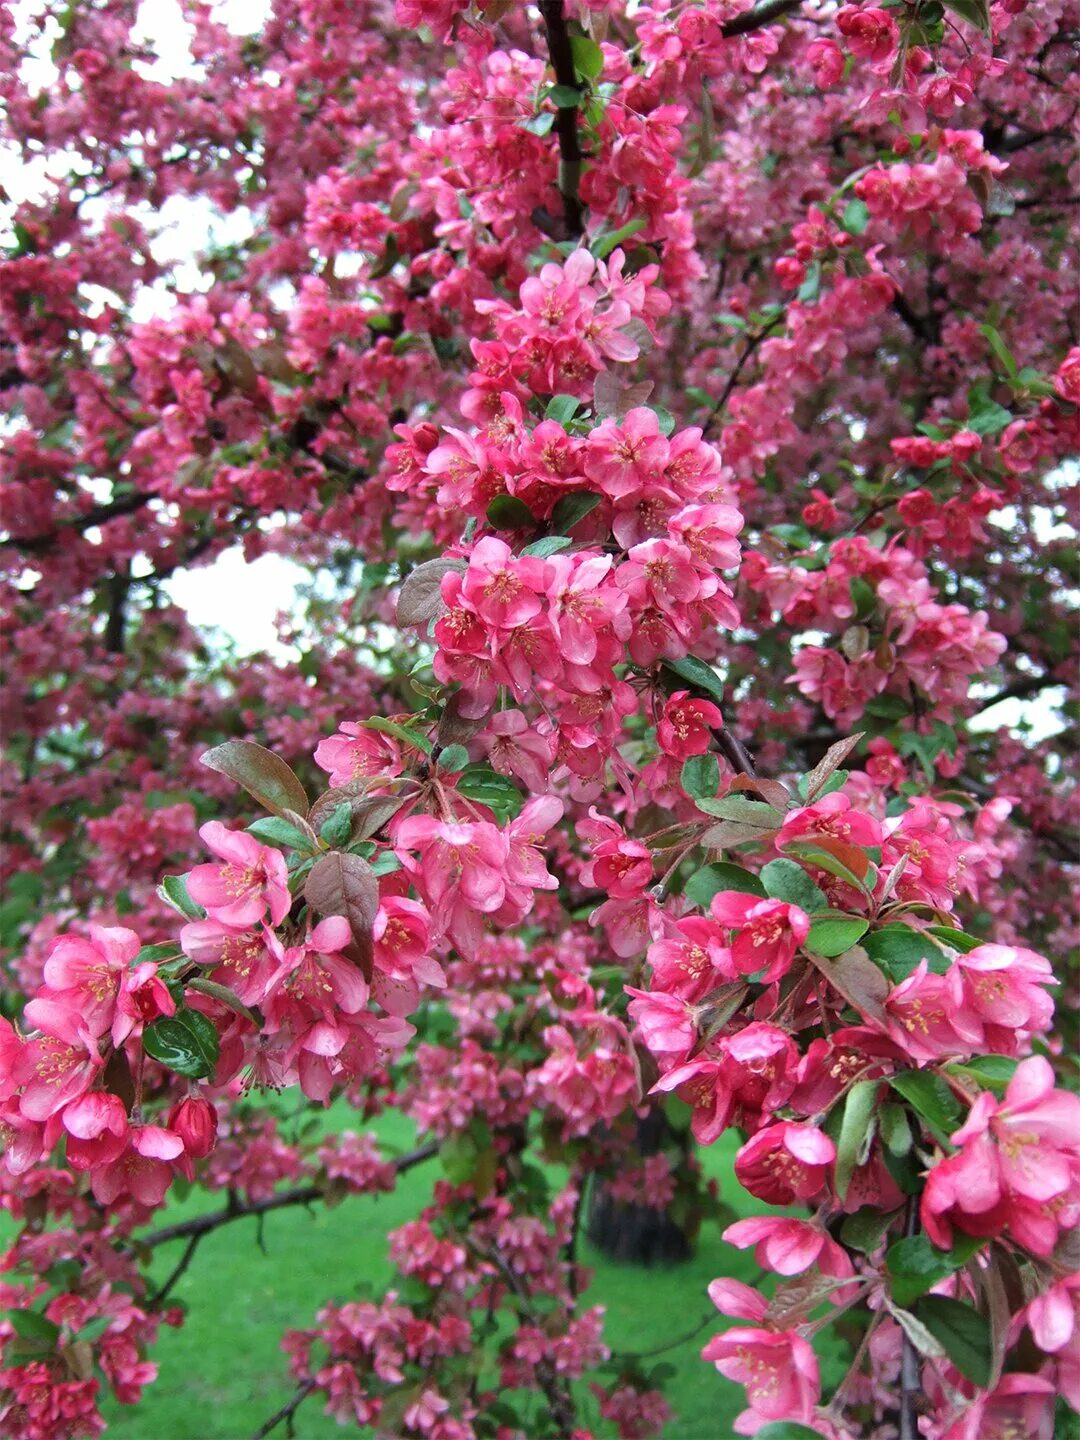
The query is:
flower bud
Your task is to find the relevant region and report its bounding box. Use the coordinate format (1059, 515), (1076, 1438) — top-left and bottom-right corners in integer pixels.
(167, 1097), (217, 1159)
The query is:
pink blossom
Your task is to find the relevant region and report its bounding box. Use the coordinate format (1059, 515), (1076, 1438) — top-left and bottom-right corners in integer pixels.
(656, 689), (723, 758)
(187, 822), (291, 928)
(710, 892), (810, 982)
(734, 1122), (835, 1206)
(723, 1216), (853, 1279)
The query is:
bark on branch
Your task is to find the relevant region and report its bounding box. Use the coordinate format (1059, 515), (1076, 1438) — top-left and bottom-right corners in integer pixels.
(141, 1141), (438, 1249)
(538, 1), (585, 238)
(720, 0), (804, 38)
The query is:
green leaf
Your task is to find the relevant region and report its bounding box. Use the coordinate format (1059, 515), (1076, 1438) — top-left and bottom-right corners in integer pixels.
(864, 925), (950, 982)
(551, 490), (602, 531)
(797, 259), (821, 303)
(925, 925), (983, 955)
(979, 322), (1019, 380)
(456, 765), (524, 822)
(520, 111), (554, 136)
(879, 1102), (912, 1157)
(134, 943), (183, 965)
(186, 977), (259, 1026)
(695, 795), (781, 826)
(885, 1233), (985, 1308)
(650, 404), (676, 436)
(942, 0), (990, 32)
(317, 804), (353, 850)
(200, 739), (309, 819)
(841, 1207), (899, 1254)
(5, 1310), (61, 1346)
(681, 753), (720, 800)
(886, 1235), (953, 1307)
(781, 840), (869, 893)
(44, 1259), (83, 1290)
(520, 535), (573, 558)
(914, 1296), (992, 1386)
(549, 83), (582, 108)
(436, 744), (470, 773)
(841, 198), (870, 235)
(545, 394), (580, 425)
(250, 815), (317, 851)
(760, 858), (828, 913)
(143, 1008), (220, 1080)
(889, 1070), (962, 1142)
(864, 693), (910, 721)
(685, 863), (765, 908)
(157, 873), (205, 921)
(834, 1079), (878, 1203)
(592, 216), (647, 259)
(755, 1423), (831, 1440)
(807, 914), (869, 958)
(966, 393), (1012, 437)
(364, 716), (433, 753)
(660, 655), (726, 707)
(946, 1055), (1018, 1094)
(570, 33), (603, 80)
(849, 576), (877, 621)
(486, 494), (535, 530)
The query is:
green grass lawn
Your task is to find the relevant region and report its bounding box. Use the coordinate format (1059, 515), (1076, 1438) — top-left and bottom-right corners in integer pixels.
(89, 1112), (848, 1440)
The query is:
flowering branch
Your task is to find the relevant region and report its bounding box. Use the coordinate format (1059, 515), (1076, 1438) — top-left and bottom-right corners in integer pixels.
(142, 1142), (438, 1249)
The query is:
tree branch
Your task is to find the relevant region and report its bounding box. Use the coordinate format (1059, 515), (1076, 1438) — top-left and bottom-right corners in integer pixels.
(968, 670), (1063, 719)
(475, 1241), (578, 1438)
(721, 0), (804, 38)
(250, 1379), (316, 1440)
(704, 314), (784, 436)
(898, 1200), (922, 1440)
(146, 1230), (203, 1309)
(1, 489), (153, 554)
(538, 2), (585, 238)
(141, 1141), (438, 1249)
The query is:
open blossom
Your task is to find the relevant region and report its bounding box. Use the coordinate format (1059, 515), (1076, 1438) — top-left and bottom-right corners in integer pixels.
(186, 821), (291, 928)
(656, 689), (722, 757)
(944, 944), (1056, 1051)
(734, 1122), (835, 1206)
(701, 1279), (820, 1425)
(23, 925), (141, 1040)
(922, 1056), (1080, 1256)
(710, 892), (810, 982)
(579, 810), (654, 897)
(90, 1124), (186, 1207)
(723, 1216), (853, 1279)
(314, 722), (402, 785)
(644, 916), (735, 1001)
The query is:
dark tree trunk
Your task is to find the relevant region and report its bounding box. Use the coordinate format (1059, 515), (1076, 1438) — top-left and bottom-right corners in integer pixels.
(586, 1104), (695, 1265)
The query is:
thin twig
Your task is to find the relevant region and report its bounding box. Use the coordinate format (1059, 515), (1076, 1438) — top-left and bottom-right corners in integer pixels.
(250, 1378), (316, 1440)
(704, 314), (784, 437)
(142, 1141), (438, 1249)
(611, 1309), (714, 1360)
(147, 1230), (203, 1309)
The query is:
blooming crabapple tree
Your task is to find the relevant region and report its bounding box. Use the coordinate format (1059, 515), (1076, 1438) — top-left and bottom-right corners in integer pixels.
(1, 0), (1078, 1437)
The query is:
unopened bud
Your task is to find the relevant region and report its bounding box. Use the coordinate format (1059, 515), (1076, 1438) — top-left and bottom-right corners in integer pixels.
(168, 1097), (218, 1158)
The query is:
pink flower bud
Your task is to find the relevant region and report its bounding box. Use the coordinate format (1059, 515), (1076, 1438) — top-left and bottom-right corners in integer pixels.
(168, 1097), (218, 1158)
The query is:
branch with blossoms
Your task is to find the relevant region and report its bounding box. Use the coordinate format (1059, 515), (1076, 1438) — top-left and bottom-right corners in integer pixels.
(1, 1), (1078, 1439)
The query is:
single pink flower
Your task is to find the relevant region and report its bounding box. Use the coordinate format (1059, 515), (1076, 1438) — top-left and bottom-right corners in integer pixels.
(187, 821), (291, 928)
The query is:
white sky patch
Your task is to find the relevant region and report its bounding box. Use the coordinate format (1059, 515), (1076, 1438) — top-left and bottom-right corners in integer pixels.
(967, 689), (1067, 743)
(164, 548), (306, 659)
